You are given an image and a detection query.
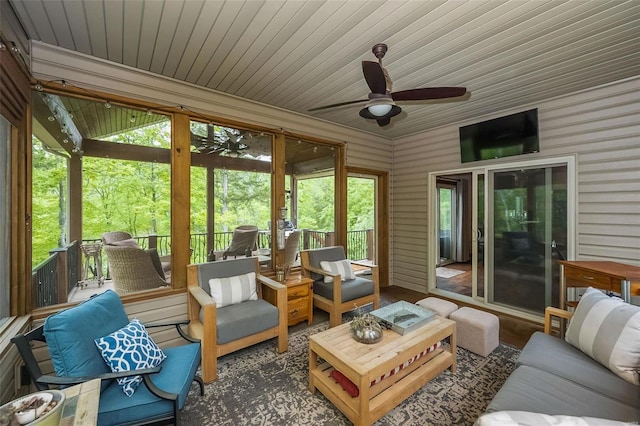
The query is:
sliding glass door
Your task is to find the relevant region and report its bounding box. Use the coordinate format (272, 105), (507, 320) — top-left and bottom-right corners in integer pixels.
(431, 158), (572, 316)
(489, 165), (567, 313)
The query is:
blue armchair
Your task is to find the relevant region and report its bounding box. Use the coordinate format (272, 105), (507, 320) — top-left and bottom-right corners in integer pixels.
(300, 246), (380, 327)
(11, 290), (203, 425)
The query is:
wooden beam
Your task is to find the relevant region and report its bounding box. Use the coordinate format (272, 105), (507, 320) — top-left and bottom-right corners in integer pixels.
(272, 134), (285, 266)
(81, 137), (270, 173)
(171, 113), (191, 288)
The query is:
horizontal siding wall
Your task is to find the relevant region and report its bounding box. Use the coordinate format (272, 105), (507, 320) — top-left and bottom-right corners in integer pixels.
(392, 77), (640, 293)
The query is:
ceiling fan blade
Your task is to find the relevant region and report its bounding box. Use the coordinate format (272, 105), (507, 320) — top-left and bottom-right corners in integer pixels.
(376, 116), (391, 127)
(362, 61), (387, 94)
(308, 99), (368, 112)
(392, 87), (467, 101)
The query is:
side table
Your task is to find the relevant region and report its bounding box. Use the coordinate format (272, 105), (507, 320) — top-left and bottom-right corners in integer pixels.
(60, 378), (100, 425)
(282, 273), (313, 326)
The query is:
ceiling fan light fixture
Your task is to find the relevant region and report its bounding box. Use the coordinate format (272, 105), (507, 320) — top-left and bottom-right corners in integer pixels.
(368, 104), (393, 116)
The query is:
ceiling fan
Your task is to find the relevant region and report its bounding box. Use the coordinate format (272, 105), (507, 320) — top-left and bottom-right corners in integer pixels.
(191, 127), (248, 156)
(308, 43), (467, 127)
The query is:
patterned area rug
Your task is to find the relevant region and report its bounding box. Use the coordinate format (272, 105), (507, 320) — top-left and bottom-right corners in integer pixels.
(178, 321), (520, 425)
(436, 267), (466, 279)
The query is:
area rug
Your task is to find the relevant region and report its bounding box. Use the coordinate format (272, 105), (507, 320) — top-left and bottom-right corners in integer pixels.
(436, 266), (466, 279)
(178, 322), (520, 425)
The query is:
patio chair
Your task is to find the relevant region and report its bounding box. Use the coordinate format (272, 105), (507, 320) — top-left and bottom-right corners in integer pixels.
(283, 230), (301, 267)
(103, 244), (169, 294)
(222, 225), (259, 259)
(300, 246), (380, 327)
(186, 257), (288, 382)
(102, 231), (172, 275)
(11, 290), (204, 425)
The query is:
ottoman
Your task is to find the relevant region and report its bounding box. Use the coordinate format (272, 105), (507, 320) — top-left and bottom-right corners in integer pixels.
(450, 307), (499, 356)
(415, 297), (459, 318)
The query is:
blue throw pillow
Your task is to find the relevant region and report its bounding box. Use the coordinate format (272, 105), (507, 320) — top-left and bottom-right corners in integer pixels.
(95, 319), (166, 397)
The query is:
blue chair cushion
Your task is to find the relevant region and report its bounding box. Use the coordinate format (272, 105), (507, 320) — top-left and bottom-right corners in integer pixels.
(212, 299), (279, 344)
(97, 342), (201, 425)
(44, 290), (129, 391)
(313, 276), (375, 303)
(95, 319), (167, 397)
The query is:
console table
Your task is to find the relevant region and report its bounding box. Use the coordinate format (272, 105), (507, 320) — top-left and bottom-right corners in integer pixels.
(559, 260), (640, 309)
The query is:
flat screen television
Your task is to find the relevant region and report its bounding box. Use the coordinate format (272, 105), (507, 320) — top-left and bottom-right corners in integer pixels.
(459, 109), (539, 163)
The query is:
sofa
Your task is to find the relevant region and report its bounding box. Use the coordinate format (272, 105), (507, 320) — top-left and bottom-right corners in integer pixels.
(477, 287), (640, 425)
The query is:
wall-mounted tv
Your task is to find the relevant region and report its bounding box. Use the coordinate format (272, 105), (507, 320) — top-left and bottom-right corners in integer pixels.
(459, 109), (539, 163)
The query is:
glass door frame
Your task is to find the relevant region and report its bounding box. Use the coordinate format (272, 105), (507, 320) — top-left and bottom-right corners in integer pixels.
(428, 155), (576, 319)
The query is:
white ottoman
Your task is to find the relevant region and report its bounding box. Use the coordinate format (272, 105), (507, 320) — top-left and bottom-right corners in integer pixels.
(450, 307), (499, 356)
(415, 297), (459, 318)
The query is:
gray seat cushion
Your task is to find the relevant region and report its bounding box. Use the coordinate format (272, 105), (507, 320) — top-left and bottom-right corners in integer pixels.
(213, 299), (279, 345)
(313, 276), (375, 303)
(518, 332), (639, 407)
(487, 365), (640, 422)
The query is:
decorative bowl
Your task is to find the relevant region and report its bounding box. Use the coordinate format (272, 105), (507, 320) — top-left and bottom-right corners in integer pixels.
(0, 390), (65, 426)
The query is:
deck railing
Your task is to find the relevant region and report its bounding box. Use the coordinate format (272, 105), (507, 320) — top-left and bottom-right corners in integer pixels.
(32, 229), (374, 308)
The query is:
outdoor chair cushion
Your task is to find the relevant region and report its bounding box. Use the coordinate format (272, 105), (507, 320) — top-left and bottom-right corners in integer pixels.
(313, 276), (375, 303)
(306, 246), (348, 283)
(44, 290), (129, 391)
(110, 238), (139, 247)
(98, 343), (201, 425)
(209, 299), (279, 344)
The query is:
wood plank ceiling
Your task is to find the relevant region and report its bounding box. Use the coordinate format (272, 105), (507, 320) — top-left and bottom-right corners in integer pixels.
(8, 0), (640, 139)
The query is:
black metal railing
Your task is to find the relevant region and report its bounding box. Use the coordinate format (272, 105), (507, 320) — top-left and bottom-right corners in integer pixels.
(31, 228), (374, 308)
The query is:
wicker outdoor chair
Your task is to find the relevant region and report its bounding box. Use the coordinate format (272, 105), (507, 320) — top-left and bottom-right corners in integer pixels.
(103, 245), (169, 294)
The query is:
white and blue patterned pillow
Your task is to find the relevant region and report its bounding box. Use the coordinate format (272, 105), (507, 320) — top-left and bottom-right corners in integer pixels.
(95, 319), (166, 397)
(320, 260), (356, 283)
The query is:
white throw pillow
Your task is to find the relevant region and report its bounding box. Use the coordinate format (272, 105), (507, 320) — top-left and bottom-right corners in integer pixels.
(320, 260), (355, 283)
(565, 286), (640, 385)
(209, 272), (257, 308)
(474, 411), (632, 426)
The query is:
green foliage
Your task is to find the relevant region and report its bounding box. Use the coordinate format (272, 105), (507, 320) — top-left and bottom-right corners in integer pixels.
(32, 122), (377, 267)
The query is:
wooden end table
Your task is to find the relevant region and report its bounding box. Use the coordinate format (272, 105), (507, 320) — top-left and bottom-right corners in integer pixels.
(282, 273), (313, 326)
(309, 317), (456, 425)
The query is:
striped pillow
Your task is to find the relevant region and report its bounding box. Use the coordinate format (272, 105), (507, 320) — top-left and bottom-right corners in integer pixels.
(474, 411), (629, 426)
(209, 272), (257, 308)
(320, 260), (356, 283)
(565, 286), (640, 385)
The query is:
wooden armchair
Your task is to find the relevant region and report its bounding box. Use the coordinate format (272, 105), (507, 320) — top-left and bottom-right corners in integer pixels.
(187, 257), (288, 383)
(300, 246), (380, 327)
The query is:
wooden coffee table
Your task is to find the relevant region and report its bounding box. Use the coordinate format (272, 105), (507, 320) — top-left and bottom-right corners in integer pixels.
(309, 317), (456, 425)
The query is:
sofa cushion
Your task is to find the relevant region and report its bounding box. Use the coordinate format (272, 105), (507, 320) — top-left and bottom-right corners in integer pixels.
(475, 411), (632, 426)
(208, 271), (257, 308)
(95, 319), (167, 397)
(145, 248), (166, 280)
(486, 365), (640, 422)
(518, 332), (639, 407)
(320, 259), (355, 283)
(565, 286), (640, 385)
(44, 290), (129, 392)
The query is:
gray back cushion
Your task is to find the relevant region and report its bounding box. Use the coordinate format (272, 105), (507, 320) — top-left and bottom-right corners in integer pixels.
(197, 258), (256, 294)
(307, 246), (346, 282)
